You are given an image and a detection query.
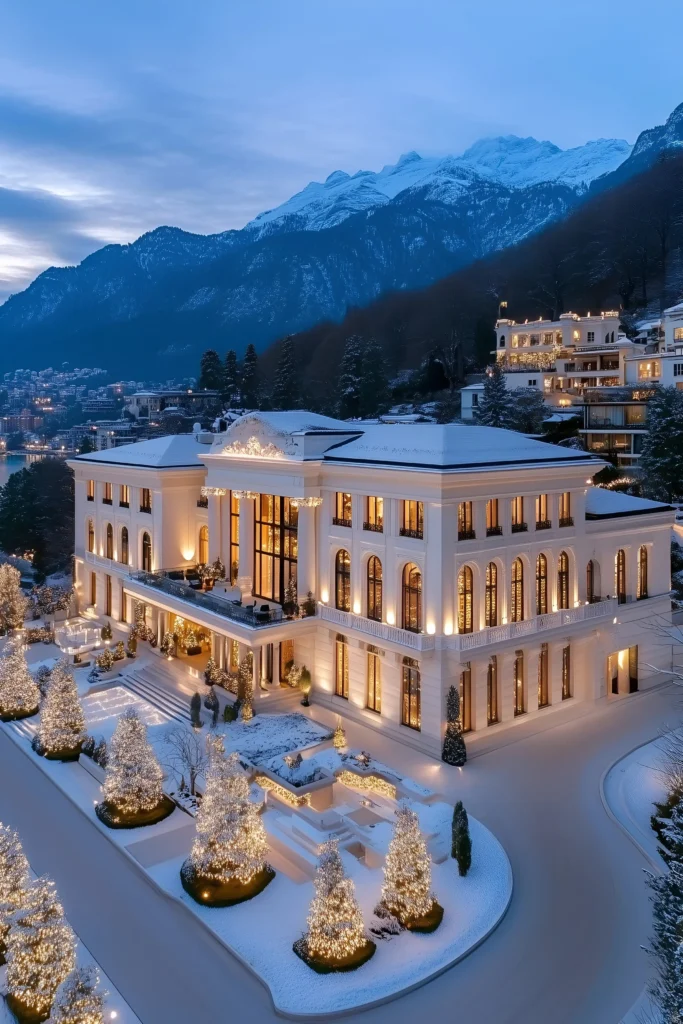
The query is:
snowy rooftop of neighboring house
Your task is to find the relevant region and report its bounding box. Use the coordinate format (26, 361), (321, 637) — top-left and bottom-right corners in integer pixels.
(223, 410), (356, 436)
(585, 488), (672, 519)
(71, 434), (210, 469)
(324, 424), (599, 471)
(664, 301), (683, 315)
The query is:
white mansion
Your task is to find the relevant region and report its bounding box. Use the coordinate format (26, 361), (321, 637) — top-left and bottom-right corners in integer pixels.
(69, 412), (674, 756)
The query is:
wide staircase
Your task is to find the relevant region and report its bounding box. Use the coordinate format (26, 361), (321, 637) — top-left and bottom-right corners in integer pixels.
(121, 663), (192, 723)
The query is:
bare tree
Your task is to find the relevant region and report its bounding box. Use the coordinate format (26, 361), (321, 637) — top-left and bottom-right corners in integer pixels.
(163, 725), (209, 797)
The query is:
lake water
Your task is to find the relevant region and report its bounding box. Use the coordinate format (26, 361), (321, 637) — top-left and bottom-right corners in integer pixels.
(0, 453), (46, 487)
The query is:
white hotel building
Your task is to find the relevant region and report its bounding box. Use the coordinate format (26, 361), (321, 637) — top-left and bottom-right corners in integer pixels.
(69, 412), (674, 756)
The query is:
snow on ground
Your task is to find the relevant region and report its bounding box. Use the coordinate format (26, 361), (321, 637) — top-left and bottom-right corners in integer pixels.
(149, 816), (511, 1015)
(82, 686), (169, 740)
(217, 713), (333, 764)
(602, 737), (670, 867)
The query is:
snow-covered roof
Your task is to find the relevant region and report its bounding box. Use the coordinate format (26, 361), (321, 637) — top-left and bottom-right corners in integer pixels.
(72, 434), (209, 469)
(225, 410), (354, 436)
(460, 383), (484, 391)
(325, 424), (599, 471)
(585, 489), (672, 519)
(664, 301), (683, 315)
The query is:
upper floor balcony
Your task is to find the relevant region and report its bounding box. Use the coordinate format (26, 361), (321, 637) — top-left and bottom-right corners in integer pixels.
(318, 604), (435, 652)
(446, 598), (617, 653)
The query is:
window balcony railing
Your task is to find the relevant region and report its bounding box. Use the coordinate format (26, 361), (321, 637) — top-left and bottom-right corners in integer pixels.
(332, 517), (352, 528)
(535, 519), (552, 530)
(363, 521), (383, 533)
(458, 529), (476, 541)
(86, 495), (94, 502)
(197, 497), (209, 509)
(511, 523), (528, 533)
(559, 517), (574, 528)
(447, 598), (617, 652)
(399, 527), (423, 539)
(128, 569), (287, 629)
(102, 498), (112, 506)
(319, 604), (435, 652)
(486, 526), (503, 537)
(140, 505), (152, 514)
(119, 501), (129, 509)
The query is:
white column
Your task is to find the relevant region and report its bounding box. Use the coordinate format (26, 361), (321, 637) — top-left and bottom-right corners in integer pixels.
(297, 502), (318, 605)
(238, 495), (255, 597)
(208, 495), (222, 563)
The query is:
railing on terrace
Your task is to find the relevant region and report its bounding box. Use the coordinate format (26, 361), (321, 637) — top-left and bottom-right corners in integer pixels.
(446, 598), (617, 652)
(128, 570), (286, 628)
(318, 604), (435, 652)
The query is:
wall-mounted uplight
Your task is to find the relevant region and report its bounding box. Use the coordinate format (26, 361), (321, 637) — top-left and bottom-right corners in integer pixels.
(353, 600), (361, 615)
(321, 589), (329, 604)
(386, 610), (395, 626)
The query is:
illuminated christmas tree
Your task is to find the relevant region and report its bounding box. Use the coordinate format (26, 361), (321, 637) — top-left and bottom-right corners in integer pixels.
(181, 744), (273, 905)
(296, 839), (374, 970)
(5, 876), (76, 1022)
(36, 660), (85, 760)
(0, 563), (27, 634)
(0, 635), (40, 721)
(98, 708), (168, 827)
(0, 822), (30, 964)
(333, 717), (346, 749)
(381, 805), (442, 931)
(238, 652), (254, 721)
(49, 964), (106, 1024)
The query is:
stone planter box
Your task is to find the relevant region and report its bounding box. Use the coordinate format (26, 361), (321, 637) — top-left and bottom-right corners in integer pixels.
(253, 765), (335, 810)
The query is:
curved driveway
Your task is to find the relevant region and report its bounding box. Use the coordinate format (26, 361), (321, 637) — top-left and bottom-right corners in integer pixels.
(0, 683), (678, 1024)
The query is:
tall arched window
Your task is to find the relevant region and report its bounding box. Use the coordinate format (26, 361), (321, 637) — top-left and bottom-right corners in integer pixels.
(141, 532), (152, 573)
(105, 523), (113, 560)
(401, 657), (420, 730)
(485, 562), (498, 627)
(557, 551), (570, 610)
(615, 549), (626, 604)
(367, 555), (382, 622)
(335, 549), (351, 611)
(510, 557), (524, 623)
(120, 527), (129, 565)
(198, 524), (209, 565)
(637, 546), (648, 600)
(586, 560), (596, 603)
(535, 554), (548, 615)
(402, 563), (422, 633)
(457, 565), (473, 634)
(87, 519), (94, 553)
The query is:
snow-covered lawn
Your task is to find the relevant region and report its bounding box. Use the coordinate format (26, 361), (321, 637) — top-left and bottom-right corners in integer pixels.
(217, 713), (333, 763)
(602, 737), (669, 867)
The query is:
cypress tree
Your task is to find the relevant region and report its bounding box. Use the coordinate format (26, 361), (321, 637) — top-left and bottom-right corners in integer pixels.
(337, 336), (364, 419)
(442, 684), (467, 766)
(223, 350), (239, 406)
(190, 692), (203, 729)
(197, 350), (224, 392)
(241, 344), (259, 407)
(451, 800), (472, 876)
(272, 335), (298, 409)
(640, 386), (683, 502)
(475, 362), (513, 429)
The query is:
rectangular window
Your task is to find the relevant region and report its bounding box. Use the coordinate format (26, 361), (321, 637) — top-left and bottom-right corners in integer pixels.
(230, 492), (240, 583)
(543, 333), (553, 344)
(280, 639), (294, 683)
(629, 645), (638, 694)
(486, 499), (501, 536)
(460, 663), (472, 733)
(562, 645), (572, 700)
(528, 379), (537, 386)
(401, 500), (424, 539)
(103, 482), (112, 505)
(254, 495), (298, 603)
(514, 650), (525, 716)
(263, 643), (274, 684)
(119, 484), (130, 508)
(367, 646), (381, 713)
(487, 657), (498, 725)
(587, 331), (595, 343)
(364, 496), (383, 532)
(458, 501), (475, 540)
(335, 634), (349, 699)
(511, 496), (527, 532)
(86, 479), (95, 501)
(538, 643), (549, 708)
(140, 488), (152, 513)
(675, 363), (683, 377)
(674, 327), (683, 341)
(638, 361), (661, 380)
(333, 492), (352, 527)
(401, 657), (420, 730)
(120, 586), (127, 624)
(535, 494), (550, 529)
(559, 492), (573, 527)
(105, 573), (112, 616)
(90, 571), (97, 607)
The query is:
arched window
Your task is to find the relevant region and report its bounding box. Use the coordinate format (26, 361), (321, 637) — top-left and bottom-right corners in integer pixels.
(141, 532), (152, 573)
(105, 523), (113, 560)
(510, 557), (524, 623)
(402, 563), (422, 633)
(457, 565), (473, 634)
(557, 551), (570, 610)
(485, 562), (498, 627)
(335, 549), (351, 612)
(586, 560), (596, 603)
(401, 657), (420, 730)
(535, 554), (548, 615)
(87, 519), (94, 553)
(615, 549), (626, 604)
(367, 555), (382, 622)
(120, 527), (129, 565)
(198, 524), (209, 565)
(637, 546), (648, 600)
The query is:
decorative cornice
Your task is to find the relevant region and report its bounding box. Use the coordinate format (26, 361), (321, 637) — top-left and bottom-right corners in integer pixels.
(233, 490), (259, 500)
(222, 436), (286, 460)
(290, 496), (323, 508)
(200, 486), (228, 497)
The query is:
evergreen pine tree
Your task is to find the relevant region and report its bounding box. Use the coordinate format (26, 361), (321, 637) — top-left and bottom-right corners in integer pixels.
(337, 336), (364, 419)
(223, 350), (239, 406)
(300, 838), (370, 965)
(36, 660), (85, 758)
(451, 800), (472, 876)
(442, 685), (467, 766)
(0, 562), (27, 634)
(640, 386), (683, 502)
(272, 335), (298, 410)
(197, 350), (224, 392)
(474, 362), (513, 429)
(508, 388), (548, 434)
(648, 800), (683, 1020)
(0, 634), (40, 720)
(241, 344), (259, 407)
(359, 338), (389, 418)
(100, 708), (165, 818)
(6, 877), (76, 1021)
(0, 822), (30, 963)
(204, 687), (220, 728)
(381, 805), (436, 925)
(49, 965), (106, 1024)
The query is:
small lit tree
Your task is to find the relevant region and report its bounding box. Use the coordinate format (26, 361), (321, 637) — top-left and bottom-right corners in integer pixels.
(238, 652), (254, 721)
(382, 805), (442, 931)
(181, 744), (274, 905)
(36, 660), (85, 760)
(333, 717), (346, 750)
(295, 839), (374, 971)
(0, 822), (30, 964)
(0, 563), (27, 634)
(97, 708), (172, 828)
(442, 685), (467, 766)
(6, 876), (76, 1022)
(49, 964), (106, 1024)
(0, 635), (40, 721)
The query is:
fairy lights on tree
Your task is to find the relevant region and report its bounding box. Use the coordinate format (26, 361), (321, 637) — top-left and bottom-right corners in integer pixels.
(49, 964), (106, 1024)
(0, 635), (40, 721)
(0, 563), (27, 635)
(97, 707), (172, 827)
(5, 876), (76, 1022)
(381, 804), (443, 931)
(238, 652), (254, 721)
(333, 717), (346, 750)
(0, 822), (30, 964)
(35, 659), (85, 760)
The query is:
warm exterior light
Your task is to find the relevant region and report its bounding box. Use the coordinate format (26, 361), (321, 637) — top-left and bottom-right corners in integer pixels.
(386, 610), (395, 626)
(426, 623), (436, 635)
(444, 621), (453, 636)
(321, 589), (329, 604)
(353, 600), (361, 615)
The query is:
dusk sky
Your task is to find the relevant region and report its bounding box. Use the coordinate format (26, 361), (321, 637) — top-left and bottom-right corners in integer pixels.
(0, 0), (681, 303)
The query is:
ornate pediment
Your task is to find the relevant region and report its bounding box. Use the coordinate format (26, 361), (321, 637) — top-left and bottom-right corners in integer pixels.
(222, 435), (286, 460)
